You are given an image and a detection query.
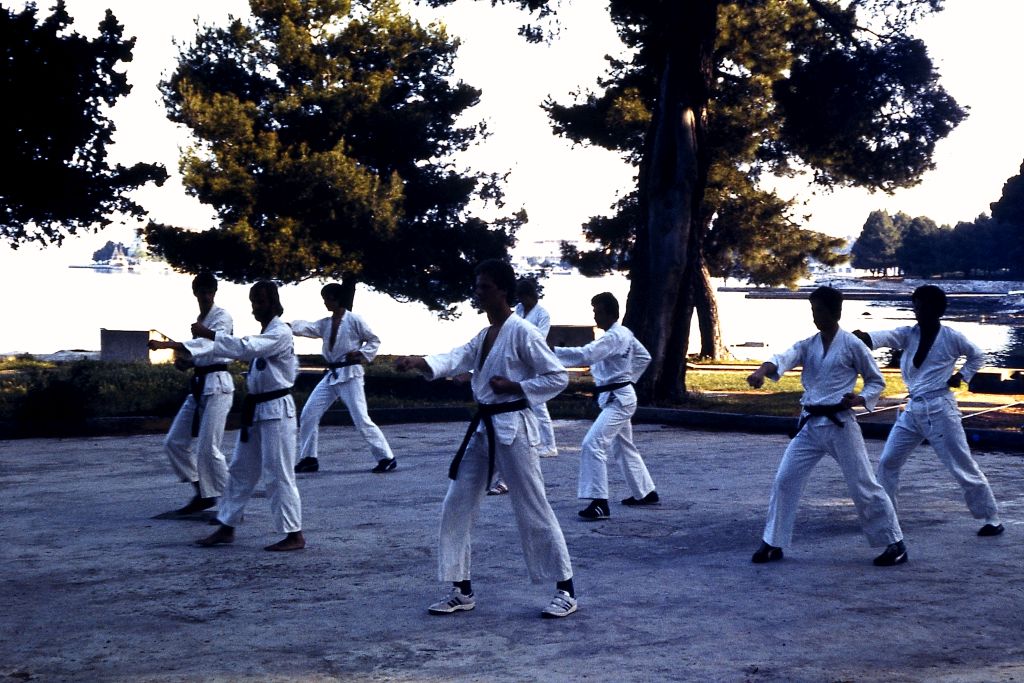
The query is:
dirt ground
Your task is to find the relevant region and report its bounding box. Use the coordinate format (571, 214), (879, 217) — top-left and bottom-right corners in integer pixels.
(2, 420), (1023, 682)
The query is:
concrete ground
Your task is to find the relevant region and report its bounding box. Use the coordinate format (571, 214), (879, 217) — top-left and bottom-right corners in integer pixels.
(2, 419), (1022, 682)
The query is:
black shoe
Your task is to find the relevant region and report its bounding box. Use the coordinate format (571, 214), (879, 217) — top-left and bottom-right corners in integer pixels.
(174, 495), (216, 516)
(622, 491), (660, 506)
(873, 540), (908, 566)
(978, 523), (1005, 537)
(751, 541), (783, 564)
(371, 458), (397, 473)
(578, 500), (610, 521)
(295, 457), (319, 473)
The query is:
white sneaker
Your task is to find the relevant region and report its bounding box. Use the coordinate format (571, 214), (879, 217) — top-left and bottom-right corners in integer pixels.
(538, 448), (558, 458)
(541, 589), (577, 618)
(428, 588), (475, 615)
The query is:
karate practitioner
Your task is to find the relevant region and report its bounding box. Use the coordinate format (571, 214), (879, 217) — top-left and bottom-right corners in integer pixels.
(395, 259), (577, 619)
(148, 272), (234, 516)
(515, 279), (559, 459)
(487, 279), (558, 495)
(553, 292), (658, 520)
(158, 281), (305, 552)
(291, 283), (396, 474)
(747, 286), (908, 566)
(853, 285), (1003, 536)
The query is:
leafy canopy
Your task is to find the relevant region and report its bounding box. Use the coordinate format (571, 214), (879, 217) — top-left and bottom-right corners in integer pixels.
(540, 0), (962, 285)
(0, 1), (167, 246)
(147, 0), (522, 315)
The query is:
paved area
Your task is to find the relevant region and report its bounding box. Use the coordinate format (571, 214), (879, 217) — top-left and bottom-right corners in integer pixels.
(2, 420), (1023, 682)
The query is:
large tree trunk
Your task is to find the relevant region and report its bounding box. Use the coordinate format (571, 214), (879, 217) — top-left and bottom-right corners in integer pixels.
(694, 257), (729, 360)
(623, 1), (720, 403)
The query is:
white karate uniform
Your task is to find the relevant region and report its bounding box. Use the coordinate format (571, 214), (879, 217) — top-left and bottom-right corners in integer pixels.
(424, 314), (573, 583)
(761, 329), (902, 549)
(185, 317), (301, 534)
(870, 325), (998, 520)
(515, 302), (558, 456)
(164, 305), (234, 498)
(555, 323), (656, 501)
(291, 311), (394, 464)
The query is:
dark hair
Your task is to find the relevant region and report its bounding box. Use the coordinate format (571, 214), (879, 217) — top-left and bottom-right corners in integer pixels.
(516, 278), (540, 299)
(474, 259), (517, 304)
(591, 292), (620, 320)
(912, 284), (947, 318)
(250, 280), (284, 318)
(808, 286), (843, 318)
(321, 283), (346, 302)
(192, 271), (218, 291)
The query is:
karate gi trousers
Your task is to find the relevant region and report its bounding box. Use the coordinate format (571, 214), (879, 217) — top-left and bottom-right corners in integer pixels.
(877, 392), (998, 519)
(298, 374), (394, 463)
(164, 391), (233, 498)
(217, 414), (302, 533)
(763, 420), (902, 548)
(578, 398), (655, 501)
(438, 428), (573, 583)
(532, 401), (558, 456)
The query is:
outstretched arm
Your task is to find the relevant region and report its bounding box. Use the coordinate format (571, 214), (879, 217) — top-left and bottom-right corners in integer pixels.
(746, 362), (779, 389)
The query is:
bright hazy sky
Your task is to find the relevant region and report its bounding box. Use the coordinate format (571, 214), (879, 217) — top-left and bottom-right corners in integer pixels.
(7, 0), (1024, 263)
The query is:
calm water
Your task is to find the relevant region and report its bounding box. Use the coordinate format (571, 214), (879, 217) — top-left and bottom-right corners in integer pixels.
(4, 254), (1023, 368)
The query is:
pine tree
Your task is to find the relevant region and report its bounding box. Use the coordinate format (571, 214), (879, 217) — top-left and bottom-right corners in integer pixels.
(425, 0), (965, 400)
(146, 0), (522, 314)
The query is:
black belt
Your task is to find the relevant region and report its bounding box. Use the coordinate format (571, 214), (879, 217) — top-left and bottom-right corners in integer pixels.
(189, 364), (230, 437)
(594, 381), (632, 402)
(326, 358), (360, 379)
(449, 398), (530, 489)
(240, 387), (292, 442)
(790, 403), (848, 438)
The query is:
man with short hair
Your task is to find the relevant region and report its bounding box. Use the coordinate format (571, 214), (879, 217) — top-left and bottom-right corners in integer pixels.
(747, 286), (907, 567)
(291, 283), (396, 475)
(395, 259), (578, 619)
(487, 278), (558, 495)
(155, 281), (304, 552)
(149, 271), (234, 516)
(553, 292), (657, 521)
(854, 285), (1003, 536)
(515, 279), (558, 459)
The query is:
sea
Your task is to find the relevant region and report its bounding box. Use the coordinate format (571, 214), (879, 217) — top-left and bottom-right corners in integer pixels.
(4, 251), (1024, 368)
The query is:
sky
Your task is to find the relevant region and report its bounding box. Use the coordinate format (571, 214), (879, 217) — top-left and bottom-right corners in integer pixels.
(4, 0), (1024, 263)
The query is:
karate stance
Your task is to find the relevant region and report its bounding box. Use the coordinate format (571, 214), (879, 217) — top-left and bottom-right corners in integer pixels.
(488, 279), (558, 495)
(291, 283), (396, 474)
(854, 285), (1003, 536)
(158, 281), (305, 552)
(149, 272), (235, 516)
(395, 259), (577, 618)
(747, 286), (907, 566)
(554, 292), (657, 520)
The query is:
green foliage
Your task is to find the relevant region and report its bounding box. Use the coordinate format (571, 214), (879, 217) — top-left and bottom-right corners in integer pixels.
(543, 1), (960, 285)
(851, 210), (901, 274)
(0, 2), (166, 246)
(147, 0), (521, 316)
(5, 362), (192, 434)
(895, 215), (945, 277)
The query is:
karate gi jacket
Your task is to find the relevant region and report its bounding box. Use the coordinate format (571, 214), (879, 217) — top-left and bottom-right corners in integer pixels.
(184, 317), (298, 423)
(514, 302), (551, 338)
(290, 310), (380, 385)
(193, 305), (235, 395)
(424, 314), (568, 446)
(869, 325), (984, 397)
(768, 328), (885, 425)
(554, 322), (651, 409)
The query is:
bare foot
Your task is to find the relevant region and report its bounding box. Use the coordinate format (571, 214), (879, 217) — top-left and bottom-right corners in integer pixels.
(197, 525), (234, 547)
(264, 531), (305, 552)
